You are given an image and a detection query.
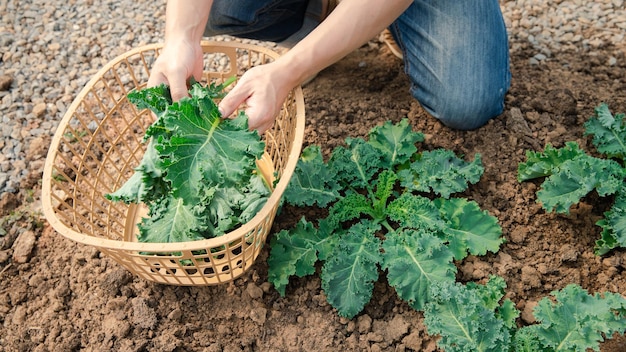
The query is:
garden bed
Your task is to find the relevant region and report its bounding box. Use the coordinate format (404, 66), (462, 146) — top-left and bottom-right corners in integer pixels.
(1, 37), (626, 351)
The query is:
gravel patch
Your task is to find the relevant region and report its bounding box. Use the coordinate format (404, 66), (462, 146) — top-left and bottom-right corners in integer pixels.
(0, 0), (625, 195)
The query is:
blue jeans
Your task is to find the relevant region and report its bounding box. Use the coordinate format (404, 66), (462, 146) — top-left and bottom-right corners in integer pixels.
(205, 0), (511, 130)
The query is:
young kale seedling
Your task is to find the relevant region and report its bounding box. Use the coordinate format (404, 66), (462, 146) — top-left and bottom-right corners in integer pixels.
(518, 103), (626, 255)
(424, 276), (626, 352)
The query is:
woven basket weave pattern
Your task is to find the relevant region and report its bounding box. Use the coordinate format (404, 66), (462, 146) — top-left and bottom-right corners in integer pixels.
(42, 42), (305, 286)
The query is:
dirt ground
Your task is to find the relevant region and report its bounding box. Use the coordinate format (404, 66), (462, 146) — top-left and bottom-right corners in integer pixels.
(2, 37), (626, 351)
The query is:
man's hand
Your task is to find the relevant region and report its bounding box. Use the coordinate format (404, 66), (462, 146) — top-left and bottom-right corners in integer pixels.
(147, 0), (212, 100)
(147, 40), (204, 101)
(219, 62), (295, 134)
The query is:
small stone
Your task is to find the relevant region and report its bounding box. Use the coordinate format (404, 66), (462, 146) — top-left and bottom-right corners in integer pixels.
(0, 250), (10, 263)
(0, 75), (12, 91)
(521, 265), (542, 289)
(25, 136), (49, 162)
(249, 307), (267, 325)
(327, 125), (343, 137)
(12, 230), (37, 263)
(49, 42), (61, 51)
(0, 192), (19, 217)
(246, 283), (264, 300)
(521, 301), (538, 324)
(32, 102), (47, 118)
(357, 314), (372, 333)
(381, 315), (410, 342)
(167, 308), (183, 322)
(560, 244), (579, 262)
(509, 227), (527, 244)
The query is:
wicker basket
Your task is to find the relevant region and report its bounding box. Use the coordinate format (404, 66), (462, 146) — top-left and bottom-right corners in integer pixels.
(42, 41), (305, 286)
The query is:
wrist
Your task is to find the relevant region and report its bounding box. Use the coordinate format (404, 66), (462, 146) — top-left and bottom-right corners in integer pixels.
(273, 50), (319, 87)
(164, 0), (212, 44)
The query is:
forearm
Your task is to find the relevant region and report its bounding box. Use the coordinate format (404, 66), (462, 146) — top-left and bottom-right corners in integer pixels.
(277, 0), (413, 86)
(164, 0), (213, 44)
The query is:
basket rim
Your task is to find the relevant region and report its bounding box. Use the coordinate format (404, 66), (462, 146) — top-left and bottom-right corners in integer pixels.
(41, 40), (306, 252)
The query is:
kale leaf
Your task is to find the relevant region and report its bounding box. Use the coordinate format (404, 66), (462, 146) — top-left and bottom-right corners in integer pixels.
(106, 80), (270, 243)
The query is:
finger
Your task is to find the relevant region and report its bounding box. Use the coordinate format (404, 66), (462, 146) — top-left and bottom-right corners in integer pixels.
(168, 72), (191, 102)
(147, 71), (166, 88)
(254, 119), (274, 134)
(244, 100), (276, 133)
(218, 85), (251, 119)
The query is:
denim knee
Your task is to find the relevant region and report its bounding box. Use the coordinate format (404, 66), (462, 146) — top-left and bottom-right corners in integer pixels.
(412, 84), (507, 131)
(393, 0), (510, 130)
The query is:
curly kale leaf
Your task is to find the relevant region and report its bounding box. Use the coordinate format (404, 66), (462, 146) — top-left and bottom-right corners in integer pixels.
(203, 175), (271, 236)
(584, 103), (626, 160)
(328, 137), (384, 190)
(425, 278), (626, 352)
(138, 196), (208, 243)
(105, 138), (169, 204)
(373, 169), (397, 216)
(536, 155), (624, 213)
(321, 220), (382, 319)
(127, 83), (172, 117)
(517, 284), (626, 352)
(435, 197), (504, 260)
(518, 140), (625, 214)
(367, 118), (423, 168)
(328, 170), (397, 224)
(517, 142), (586, 182)
(387, 193), (447, 231)
(328, 191), (373, 225)
(424, 278), (513, 352)
(283, 145), (341, 207)
(107, 80), (269, 244)
(596, 184), (626, 255)
(464, 276), (519, 330)
(382, 228), (456, 311)
(267, 218), (339, 296)
(398, 149), (483, 198)
(157, 86), (265, 203)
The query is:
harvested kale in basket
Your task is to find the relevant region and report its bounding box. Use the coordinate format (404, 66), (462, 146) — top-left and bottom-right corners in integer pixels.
(106, 79), (270, 243)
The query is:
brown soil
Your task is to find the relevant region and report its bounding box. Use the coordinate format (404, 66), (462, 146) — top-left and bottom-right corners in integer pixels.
(2, 39), (626, 351)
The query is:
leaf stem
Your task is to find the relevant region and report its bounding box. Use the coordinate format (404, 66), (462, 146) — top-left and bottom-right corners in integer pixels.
(381, 220), (395, 234)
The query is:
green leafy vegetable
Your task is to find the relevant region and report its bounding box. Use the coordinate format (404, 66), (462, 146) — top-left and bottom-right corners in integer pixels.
(106, 79), (270, 244)
(267, 218), (338, 296)
(525, 284), (626, 351)
(424, 276), (626, 352)
(322, 220), (382, 318)
(398, 149), (483, 198)
(281, 145), (340, 207)
(518, 104), (626, 254)
(268, 119), (503, 318)
(382, 228), (456, 311)
(424, 277), (513, 352)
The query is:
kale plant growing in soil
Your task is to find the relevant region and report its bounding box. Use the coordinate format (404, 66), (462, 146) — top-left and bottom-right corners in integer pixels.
(518, 104), (626, 255)
(424, 276), (626, 351)
(268, 119), (504, 318)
